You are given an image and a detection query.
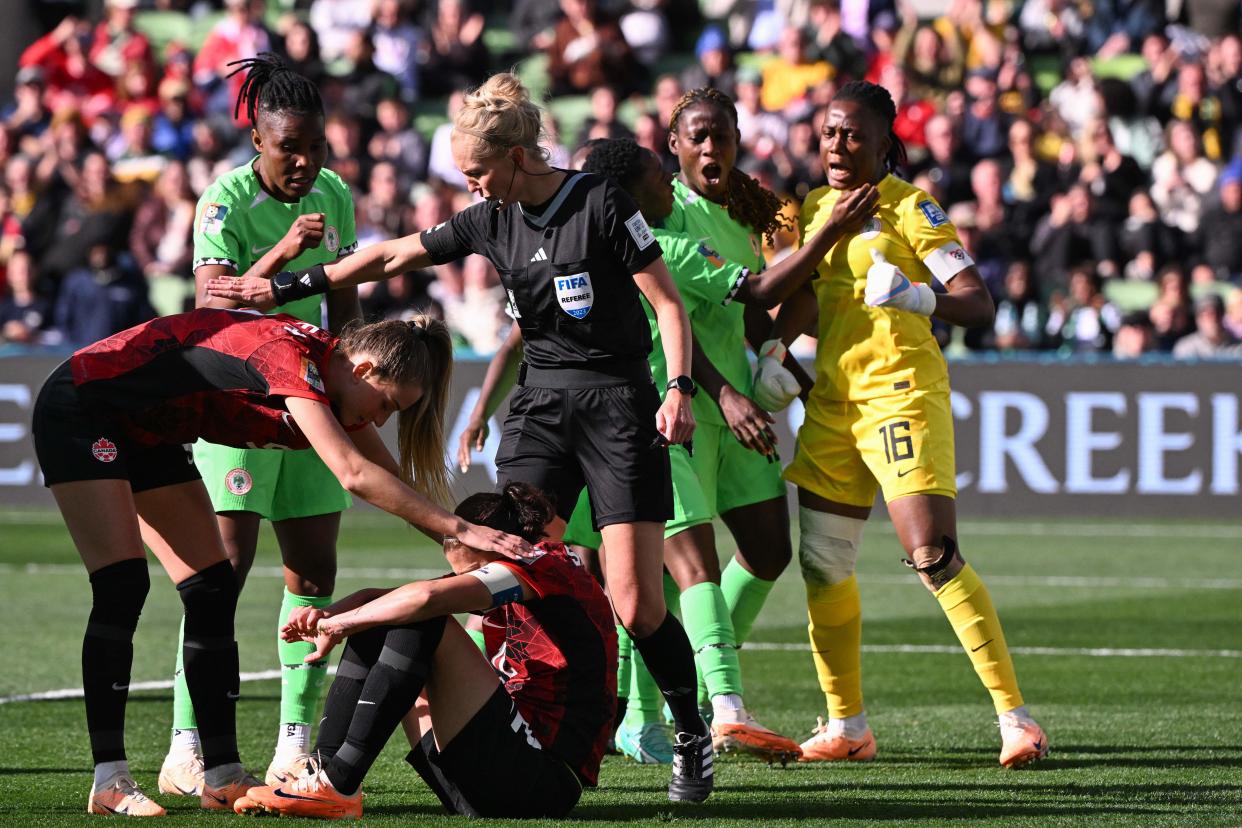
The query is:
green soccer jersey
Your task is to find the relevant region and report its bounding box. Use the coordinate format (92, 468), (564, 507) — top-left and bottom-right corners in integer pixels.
(192, 159), (357, 325)
(642, 228), (750, 425)
(661, 178), (766, 425)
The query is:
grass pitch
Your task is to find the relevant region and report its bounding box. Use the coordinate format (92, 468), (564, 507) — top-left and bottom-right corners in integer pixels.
(2, 509), (1240, 826)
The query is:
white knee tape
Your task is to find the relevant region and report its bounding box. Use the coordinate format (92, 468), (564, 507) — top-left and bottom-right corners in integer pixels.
(798, 507), (865, 586)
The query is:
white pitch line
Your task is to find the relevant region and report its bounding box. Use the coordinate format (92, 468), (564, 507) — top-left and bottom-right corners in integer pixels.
(0, 666), (337, 706)
(4, 563), (1239, 590)
(743, 642), (1242, 658)
(5, 642), (1239, 706)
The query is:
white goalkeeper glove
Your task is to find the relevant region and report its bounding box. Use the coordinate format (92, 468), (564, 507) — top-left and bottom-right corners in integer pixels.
(864, 249), (936, 316)
(752, 339), (801, 412)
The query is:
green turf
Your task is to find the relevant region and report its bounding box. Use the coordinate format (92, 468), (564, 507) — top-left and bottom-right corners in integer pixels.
(2, 509), (1241, 826)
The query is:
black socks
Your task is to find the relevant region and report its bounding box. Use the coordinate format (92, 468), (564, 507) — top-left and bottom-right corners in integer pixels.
(83, 558), (149, 764)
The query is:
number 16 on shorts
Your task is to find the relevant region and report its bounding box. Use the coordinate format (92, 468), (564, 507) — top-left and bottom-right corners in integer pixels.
(878, 420), (913, 465)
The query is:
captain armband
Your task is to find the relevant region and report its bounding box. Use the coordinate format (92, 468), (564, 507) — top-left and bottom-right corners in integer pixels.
(466, 563), (525, 608)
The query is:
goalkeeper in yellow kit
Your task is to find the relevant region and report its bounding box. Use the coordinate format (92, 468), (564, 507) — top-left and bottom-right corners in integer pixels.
(756, 80), (1048, 768)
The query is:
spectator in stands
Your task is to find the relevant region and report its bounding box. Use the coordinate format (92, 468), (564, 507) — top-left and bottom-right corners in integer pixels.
(881, 63), (935, 155)
(367, 96), (428, 192)
(910, 113), (975, 206)
(25, 150), (140, 286)
(992, 260), (1045, 351)
(547, 0), (641, 96)
(129, 159), (195, 314)
(89, 0), (155, 81)
(325, 111), (364, 190)
(1097, 77), (1162, 170)
(618, 0), (672, 67)
(1163, 62), (1228, 160)
(734, 67), (788, 153)
(4, 154), (38, 224)
(759, 26), (830, 116)
(1046, 264), (1122, 353)
(1149, 297), (1193, 351)
(1198, 158), (1242, 280)
(541, 112), (572, 169)
(1150, 119), (1218, 233)
(1112, 310), (1156, 357)
(1079, 119), (1146, 224)
(680, 26), (737, 101)
(427, 91), (467, 189)
(3, 67), (52, 151)
(1003, 119), (1056, 252)
(577, 86), (635, 146)
(193, 0), (273, 124)
(1049, 56), (1099, 138)
(1222, 287), (1242, 339)
(961, 69), (1010, 161)
(0, 251), (51, 344)
(281, 19), (326, 90)
(1120, 189), (1182, 278)
(151, 77), (195, 162)
(53, 242), (153, 347)
(1017, 0), (1084, 61)
(803, 0), (867, 81)
(310, 0), (373, 63)
(513, 0), (562, 52)
(893, 18), (964, 105)
(1131, 32), (1178, 120)
(1031, 185), (1119, 292)
(369, 0), (422, 101)
(355, 160), (411, 247)
(968, 159), (1013, 260)
(1213, 34), (1242, 158)
(1173, 293), (1242, 356)
(20, 16), (115, 124)
(652, 74), (683, 131)
(1084, 0), (1163, 59)
(419, 0), (490, 97)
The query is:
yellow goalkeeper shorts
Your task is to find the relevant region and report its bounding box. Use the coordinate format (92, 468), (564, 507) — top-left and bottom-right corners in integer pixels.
(784, 381), (956, 508)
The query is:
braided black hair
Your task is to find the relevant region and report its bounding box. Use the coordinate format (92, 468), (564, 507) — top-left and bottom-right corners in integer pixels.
(580, 138), (645, 190)
(228, 52), (323, 125)
(831, 80), (908, 174)
(668, 87), (793, 244)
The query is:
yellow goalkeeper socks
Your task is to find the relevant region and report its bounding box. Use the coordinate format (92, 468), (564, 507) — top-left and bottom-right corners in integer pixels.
(806, 575), (864, 718)
(935, 564), (1024, 714)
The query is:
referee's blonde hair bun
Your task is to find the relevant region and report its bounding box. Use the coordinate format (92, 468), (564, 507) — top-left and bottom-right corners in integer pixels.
(454, 72), (549, 161)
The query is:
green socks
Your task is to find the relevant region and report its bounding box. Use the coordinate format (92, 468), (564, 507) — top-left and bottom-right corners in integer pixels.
(172, 615), (197, 730)
(721, 557), (776, 645)
(277, 589), (333, 726)
(681, 582), (744, 701)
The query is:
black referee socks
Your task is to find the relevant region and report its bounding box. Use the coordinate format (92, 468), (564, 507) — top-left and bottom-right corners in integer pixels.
(177, 560), (241, 769)
(633, 613), (708, 737)
(321, 617), (447, 796)
(83, 558), (150, 764)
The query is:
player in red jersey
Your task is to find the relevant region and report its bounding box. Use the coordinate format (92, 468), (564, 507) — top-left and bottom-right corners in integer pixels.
(235, 482), (617, 820)
(31, 308), (531, 818)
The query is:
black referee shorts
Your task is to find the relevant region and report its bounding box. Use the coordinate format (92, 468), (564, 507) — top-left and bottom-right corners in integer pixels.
(405, 686), (583, 819)
(32, 361), (201, 493)
(494, 366), (673, 529)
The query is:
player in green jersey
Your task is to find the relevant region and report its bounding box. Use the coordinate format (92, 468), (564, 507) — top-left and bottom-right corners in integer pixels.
(460, 139), (876, 762)
(160, 54), (364, 796)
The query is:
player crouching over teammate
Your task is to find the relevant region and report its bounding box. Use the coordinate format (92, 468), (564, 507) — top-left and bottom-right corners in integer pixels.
(235, 483), (617, 819)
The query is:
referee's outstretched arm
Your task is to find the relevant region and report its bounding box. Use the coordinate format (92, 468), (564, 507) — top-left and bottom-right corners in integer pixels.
(203, 233), (435, 309)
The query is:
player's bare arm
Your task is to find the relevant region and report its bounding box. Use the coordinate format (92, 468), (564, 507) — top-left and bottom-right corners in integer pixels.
(931, 265), (995, 329)
(738, 183), (879, 308)
(633, 259), (696, 446)
(284, 395), (532, 558)
(457, 324), (523, 472)
(691, 336), (776, 456)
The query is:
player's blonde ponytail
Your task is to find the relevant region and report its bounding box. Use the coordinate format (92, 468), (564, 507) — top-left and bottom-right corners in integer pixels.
(338, 315), (453, 506)
(453, 72), (549, 161)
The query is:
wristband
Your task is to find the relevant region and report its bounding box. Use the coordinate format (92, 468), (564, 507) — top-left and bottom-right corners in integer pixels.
(271, 263), (328, 305)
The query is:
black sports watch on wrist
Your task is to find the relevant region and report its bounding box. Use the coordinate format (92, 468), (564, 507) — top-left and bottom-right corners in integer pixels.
(270, 270), (297, 303)
(666, 375), (697, 397)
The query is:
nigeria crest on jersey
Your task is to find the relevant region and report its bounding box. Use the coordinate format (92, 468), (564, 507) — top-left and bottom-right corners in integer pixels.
(554, 272), (593, 319)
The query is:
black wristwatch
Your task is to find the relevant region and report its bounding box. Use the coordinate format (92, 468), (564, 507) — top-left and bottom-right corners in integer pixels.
(270, 270), (297, 304)
(271, 263), (328, 306)
(666, 375), (697, 397)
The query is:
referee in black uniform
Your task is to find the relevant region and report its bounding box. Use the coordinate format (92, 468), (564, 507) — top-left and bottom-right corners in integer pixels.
(206, 72), (714, 803)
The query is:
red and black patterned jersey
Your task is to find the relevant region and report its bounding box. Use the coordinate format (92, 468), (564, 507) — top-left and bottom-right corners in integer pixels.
(69, 308), (337, 449)
(480, 543), (618, 787)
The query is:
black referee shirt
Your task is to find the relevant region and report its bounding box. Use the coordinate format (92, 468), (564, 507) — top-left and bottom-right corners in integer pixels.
(420, 172), (663, 370)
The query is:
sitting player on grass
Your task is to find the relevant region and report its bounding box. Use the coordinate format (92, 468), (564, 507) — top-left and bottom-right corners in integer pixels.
(234, 483), (618, 819)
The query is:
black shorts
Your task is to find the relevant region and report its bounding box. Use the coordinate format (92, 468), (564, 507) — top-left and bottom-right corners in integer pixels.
(405, 686), (583, 819)
(32, 361), (201, 493)
(495, 366), (673, 528)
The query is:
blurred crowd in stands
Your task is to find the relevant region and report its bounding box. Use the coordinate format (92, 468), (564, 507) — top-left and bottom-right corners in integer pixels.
(3, 0), (1242, 359)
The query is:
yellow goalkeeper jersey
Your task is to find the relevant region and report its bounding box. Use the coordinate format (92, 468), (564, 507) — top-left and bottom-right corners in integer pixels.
(801, 173), (974, 403)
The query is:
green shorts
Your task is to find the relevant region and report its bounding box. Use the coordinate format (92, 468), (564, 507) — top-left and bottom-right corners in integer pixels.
(689, 421), (786, 516)
(194, 440), (351, 521)
(562, 445), (713, 550)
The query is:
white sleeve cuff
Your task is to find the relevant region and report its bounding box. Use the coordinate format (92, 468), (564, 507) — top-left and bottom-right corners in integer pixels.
(922, 242), (974, 284)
